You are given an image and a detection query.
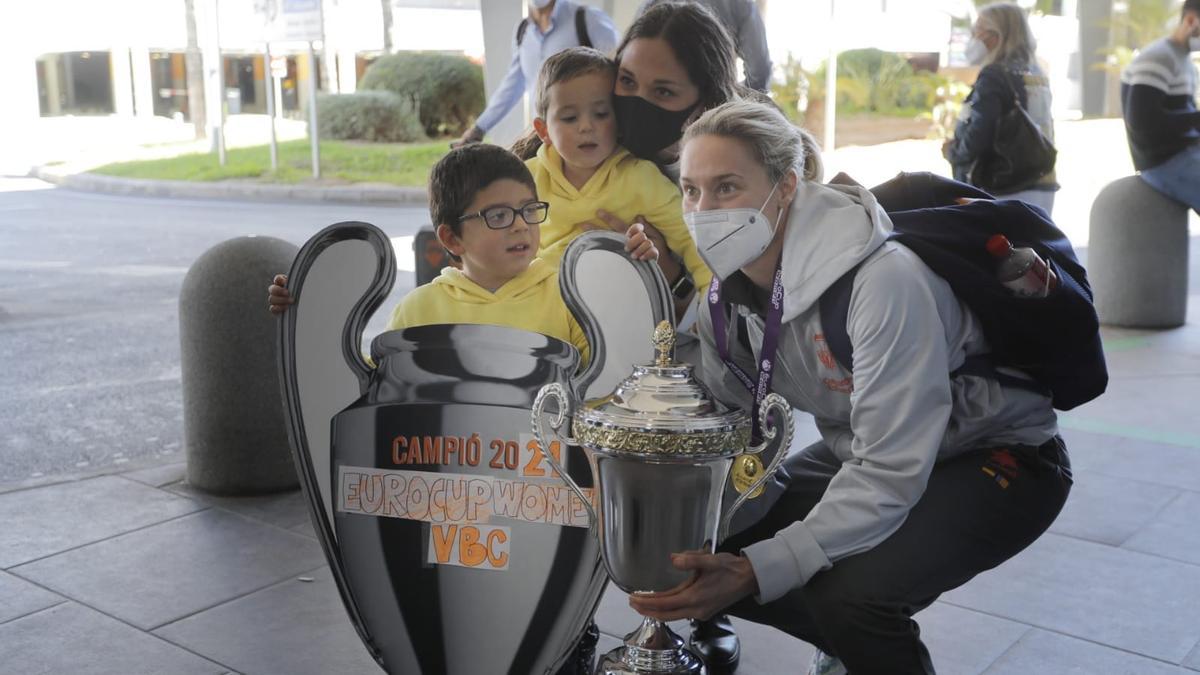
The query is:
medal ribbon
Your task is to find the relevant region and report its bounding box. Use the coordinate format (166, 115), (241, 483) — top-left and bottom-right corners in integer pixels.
(707, 260), (785, 444)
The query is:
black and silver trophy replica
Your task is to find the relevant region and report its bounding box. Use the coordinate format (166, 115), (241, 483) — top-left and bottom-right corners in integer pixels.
(278, 224), (674, 674)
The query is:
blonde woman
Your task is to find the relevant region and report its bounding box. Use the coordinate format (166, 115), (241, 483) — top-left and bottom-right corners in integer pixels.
(944, 2), (1058, 214)
(631, 100), (1072, 675)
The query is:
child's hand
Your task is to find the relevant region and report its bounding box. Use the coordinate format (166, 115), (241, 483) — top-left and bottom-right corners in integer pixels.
(625, 220), (659, 262)
(268, 274), (294, 315)
(581, 210), (661, 262)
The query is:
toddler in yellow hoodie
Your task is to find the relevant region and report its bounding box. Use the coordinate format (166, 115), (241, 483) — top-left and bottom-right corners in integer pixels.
(269, 143), (657, 367)
(514, 47), (711, 302)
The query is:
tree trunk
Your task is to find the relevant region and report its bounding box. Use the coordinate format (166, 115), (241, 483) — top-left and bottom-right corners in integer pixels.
(381, 0), (393, 53)
(184, 0), (207, 139)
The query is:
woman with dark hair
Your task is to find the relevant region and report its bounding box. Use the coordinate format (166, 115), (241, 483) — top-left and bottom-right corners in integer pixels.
(594, 6), (768, 670)
(585, 1), (760, 324)
(611, 1), (745, 167)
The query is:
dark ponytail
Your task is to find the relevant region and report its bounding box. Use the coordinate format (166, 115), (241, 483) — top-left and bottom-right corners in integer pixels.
(510, 130), (543, 161)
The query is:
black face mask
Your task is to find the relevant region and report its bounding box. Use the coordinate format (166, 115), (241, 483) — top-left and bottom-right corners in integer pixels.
(613, 94), (698, 161)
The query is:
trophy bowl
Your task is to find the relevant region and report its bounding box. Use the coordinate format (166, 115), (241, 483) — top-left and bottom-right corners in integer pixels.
(532, 321), (793, 674)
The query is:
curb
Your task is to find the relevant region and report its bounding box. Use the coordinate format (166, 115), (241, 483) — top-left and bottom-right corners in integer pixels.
(30, 166), (429, 206)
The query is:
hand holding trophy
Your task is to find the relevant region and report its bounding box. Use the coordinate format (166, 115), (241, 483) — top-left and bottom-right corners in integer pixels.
(532, 321), (793, 674)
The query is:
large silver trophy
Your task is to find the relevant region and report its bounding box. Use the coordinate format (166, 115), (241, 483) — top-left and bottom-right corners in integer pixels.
(532, 321), (793, 674)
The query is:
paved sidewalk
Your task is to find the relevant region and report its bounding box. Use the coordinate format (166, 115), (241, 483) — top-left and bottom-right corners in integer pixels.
(2, 245), (1199, 673)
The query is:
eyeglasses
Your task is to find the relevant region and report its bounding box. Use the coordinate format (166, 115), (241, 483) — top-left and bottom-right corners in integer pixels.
(458, 201), (550, 230)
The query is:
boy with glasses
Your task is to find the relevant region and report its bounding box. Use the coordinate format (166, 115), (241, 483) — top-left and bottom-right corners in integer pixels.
(270, 143), (657, 370)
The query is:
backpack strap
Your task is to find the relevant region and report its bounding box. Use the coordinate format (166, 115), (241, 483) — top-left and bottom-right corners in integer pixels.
(954, 354), (1049, 394)
(995, 66), (1027, 111)
(818, 252), (1050, 396)
(818, 265), (859, 372)
(520, 11), (589, 48)
(575, 7), (592, 48)
(516, 17), (530, 47)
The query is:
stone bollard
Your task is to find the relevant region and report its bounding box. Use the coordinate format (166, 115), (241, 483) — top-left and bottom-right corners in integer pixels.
(180, 235), (300, 494)
(1088, 175), (1190, 329)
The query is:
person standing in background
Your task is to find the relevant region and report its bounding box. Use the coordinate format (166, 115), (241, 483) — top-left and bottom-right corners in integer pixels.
(1121, 0), (1200, 213)
(636, 0), (772, 92)
(943, 3), (1058, 215)
(453, 0), (620, 148)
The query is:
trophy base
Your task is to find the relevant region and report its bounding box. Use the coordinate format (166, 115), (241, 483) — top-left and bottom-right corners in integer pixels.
(595, 617), (705, 674)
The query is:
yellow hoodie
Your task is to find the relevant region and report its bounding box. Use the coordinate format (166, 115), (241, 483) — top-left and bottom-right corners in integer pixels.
(526, 144), (712, 291)
(386, 257), (590, 365)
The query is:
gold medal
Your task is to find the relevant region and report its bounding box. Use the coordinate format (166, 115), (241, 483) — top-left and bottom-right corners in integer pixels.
(731, 454), (765, 498)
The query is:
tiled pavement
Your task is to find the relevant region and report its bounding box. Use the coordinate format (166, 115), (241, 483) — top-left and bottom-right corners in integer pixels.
(3, 298), (1200, 673)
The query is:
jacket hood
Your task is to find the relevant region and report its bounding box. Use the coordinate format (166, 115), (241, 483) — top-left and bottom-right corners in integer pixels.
(534, 143), (632, 199)
(429, 257), (557, 303)
(778, 180), (892, 322)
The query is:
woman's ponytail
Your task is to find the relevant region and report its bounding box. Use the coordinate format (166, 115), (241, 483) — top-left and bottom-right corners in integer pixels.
(797, 127), (824, 183)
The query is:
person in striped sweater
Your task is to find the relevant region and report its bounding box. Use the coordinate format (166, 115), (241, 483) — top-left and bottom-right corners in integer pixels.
(1120, 0), (1200, 212)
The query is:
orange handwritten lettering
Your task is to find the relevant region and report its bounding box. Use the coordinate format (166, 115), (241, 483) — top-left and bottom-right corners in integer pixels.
(487, 529), (509, 567)
(431, 525), (456, 564)
(459, 526), (487, 567)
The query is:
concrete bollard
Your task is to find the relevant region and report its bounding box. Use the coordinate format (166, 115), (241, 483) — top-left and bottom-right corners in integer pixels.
(1088, 176), (1190, 329)
(180, 235), (300, 494)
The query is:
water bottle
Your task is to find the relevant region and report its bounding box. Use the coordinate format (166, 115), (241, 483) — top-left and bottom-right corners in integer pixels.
(986, 234), (1059, 298)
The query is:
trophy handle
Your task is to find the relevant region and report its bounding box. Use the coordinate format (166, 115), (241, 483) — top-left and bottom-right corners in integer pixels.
(278, 221), (396, 666)
(531, 383), (597, 526)
(719, 393), (793, 540)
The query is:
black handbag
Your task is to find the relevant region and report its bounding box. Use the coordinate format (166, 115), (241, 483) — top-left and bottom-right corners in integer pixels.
(969, 68), (1057, 194)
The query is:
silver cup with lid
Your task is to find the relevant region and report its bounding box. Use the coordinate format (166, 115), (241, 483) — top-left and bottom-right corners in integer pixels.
(532, 321), (793, 674)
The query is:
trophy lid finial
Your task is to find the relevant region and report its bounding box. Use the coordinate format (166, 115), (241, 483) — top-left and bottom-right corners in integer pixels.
(652, 320), (674, 367)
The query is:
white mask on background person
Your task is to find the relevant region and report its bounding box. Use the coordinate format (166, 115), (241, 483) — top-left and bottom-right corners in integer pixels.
(1190, 35), (1200, 52)
(529, 0), (553, 9)
(684, 182), (784, 281)
(965, 37), (989, 65)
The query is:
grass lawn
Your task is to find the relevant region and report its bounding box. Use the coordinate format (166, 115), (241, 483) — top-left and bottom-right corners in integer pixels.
(92, 139), (449, 186)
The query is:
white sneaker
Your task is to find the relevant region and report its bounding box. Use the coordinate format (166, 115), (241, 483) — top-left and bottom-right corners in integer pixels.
(806, 649), (848, 675)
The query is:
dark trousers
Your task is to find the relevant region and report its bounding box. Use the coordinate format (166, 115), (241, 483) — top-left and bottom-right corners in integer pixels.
(720, 437), (1073, 674)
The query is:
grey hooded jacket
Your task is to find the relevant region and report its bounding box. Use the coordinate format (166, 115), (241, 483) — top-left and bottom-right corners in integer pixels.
(697, 180), (1059, 603)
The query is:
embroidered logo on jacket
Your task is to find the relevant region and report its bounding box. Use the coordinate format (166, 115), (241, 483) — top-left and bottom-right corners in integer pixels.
(814, 333), (853, 393)
(814, 333), (838, 370)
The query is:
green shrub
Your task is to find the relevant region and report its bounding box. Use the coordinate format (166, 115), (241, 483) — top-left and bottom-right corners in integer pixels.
(896, 71), (946, 111)
(807, 49), (952, 117)
(836, 49), (915, 114)
(317, 91), (426, 143)
(359, 52), (485, 137)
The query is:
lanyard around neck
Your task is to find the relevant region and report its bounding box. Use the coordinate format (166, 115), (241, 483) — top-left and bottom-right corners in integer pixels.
(707, 261), (786, 444)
